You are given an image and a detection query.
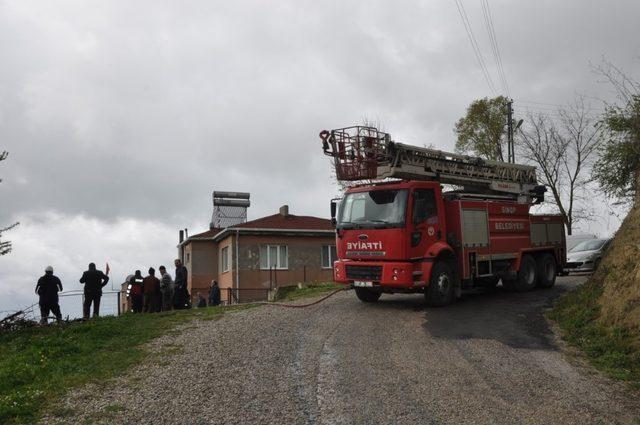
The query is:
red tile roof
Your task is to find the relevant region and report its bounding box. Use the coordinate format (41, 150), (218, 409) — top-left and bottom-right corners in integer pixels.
(234, 213), (333, 231)
(183, 214), (333, 245)
(188, 228), (224, 239)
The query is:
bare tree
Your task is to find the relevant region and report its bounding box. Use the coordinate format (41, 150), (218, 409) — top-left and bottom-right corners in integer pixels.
(518, 98), (603, 234)
(0, 151), (19, 255)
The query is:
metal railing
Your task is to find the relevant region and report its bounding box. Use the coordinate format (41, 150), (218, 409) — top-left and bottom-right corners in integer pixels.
(1, 290), (125, 325)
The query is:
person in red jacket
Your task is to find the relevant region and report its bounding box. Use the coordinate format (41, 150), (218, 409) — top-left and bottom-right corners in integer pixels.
(129, 270), (144, 313)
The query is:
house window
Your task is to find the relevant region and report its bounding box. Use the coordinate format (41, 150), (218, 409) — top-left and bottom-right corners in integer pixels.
(221, 246), (230, 273)
(260, 245), (288, 269)
(321, 245), (337, 269)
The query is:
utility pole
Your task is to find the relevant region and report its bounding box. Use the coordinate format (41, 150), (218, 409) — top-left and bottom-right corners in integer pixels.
(506, 98), (514, 163)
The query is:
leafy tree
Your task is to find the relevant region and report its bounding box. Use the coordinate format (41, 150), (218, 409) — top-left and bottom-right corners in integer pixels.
(0, 151), (18, 255)
(591, 61), (640, 206)
(454, 96), (509, 161)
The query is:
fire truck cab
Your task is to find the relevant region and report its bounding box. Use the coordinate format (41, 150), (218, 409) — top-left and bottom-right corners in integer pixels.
(322, 126), (566, 306)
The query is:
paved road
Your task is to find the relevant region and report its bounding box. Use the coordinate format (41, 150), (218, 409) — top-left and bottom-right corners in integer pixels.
(49, 276), (640, 424)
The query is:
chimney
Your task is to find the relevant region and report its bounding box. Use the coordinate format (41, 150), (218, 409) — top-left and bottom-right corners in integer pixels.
(179, 230), (184, 243)
(279, 205), (289, 217)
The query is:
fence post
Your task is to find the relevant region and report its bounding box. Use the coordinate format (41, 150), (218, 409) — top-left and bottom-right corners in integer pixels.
(117, 291), (121, 316)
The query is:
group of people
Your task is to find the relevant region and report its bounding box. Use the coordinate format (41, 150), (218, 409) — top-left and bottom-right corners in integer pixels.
(196, 281), (221, 308)
(34, 259), (222, 324)
(125, 259), (190, 313)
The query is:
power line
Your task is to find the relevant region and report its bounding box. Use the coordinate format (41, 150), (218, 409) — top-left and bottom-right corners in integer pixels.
(516, 107), (603, 119)
(515, 99), (606, 112)
(515, 99), (566, 107)
(481, 0), (509, 96)
(454, 0), (497, 95)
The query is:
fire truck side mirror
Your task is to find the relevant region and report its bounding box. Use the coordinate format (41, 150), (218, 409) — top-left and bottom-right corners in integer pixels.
(330, 199), (338, 226)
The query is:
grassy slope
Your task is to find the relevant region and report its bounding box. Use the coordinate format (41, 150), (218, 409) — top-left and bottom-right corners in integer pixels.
(549, 206), (640, 389)
(0, 306), (252, 424)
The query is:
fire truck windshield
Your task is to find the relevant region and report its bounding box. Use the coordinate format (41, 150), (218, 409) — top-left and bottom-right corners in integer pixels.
(338, 189), (408, 229)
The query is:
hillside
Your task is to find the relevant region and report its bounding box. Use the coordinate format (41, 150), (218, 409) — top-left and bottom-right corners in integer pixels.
(550, 205), (640, 387)
(597, 206), (640, 341)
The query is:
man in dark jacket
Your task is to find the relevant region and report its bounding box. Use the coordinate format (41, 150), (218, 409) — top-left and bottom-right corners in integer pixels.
(173, 259), (189, 309)
(35, 266), (63, 324)
(79, 263), (109, 319)
(208, 280), (221, 306)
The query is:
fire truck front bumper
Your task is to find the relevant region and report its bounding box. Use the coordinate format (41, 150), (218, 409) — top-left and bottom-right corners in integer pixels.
(333, 260), (430, 289)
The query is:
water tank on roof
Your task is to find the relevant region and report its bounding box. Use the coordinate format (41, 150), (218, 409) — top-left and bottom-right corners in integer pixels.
(211, 191), (251, 229)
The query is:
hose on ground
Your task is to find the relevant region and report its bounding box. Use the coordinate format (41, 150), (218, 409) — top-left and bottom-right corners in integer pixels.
(256, 287), (347, 308)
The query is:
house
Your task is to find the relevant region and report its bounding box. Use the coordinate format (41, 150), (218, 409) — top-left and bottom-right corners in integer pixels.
(179, 205), (337, 303)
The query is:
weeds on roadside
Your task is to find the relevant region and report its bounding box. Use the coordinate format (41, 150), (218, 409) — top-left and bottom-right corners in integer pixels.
(548, 279), (640, 389)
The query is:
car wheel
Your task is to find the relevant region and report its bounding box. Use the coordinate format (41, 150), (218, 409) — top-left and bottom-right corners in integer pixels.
(593, 258), (601, 271)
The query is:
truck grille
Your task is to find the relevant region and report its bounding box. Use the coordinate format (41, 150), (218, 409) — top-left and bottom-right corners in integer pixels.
(346, 265), (382, 281)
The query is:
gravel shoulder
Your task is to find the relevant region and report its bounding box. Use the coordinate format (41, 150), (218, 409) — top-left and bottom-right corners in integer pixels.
(42, 277), (640, 424)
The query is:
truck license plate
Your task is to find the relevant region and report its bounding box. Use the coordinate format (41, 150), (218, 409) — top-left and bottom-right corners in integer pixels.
(354, 281), (373, 287)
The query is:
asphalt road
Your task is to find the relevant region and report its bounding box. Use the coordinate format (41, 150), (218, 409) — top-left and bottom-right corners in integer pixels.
(49, 275), (640, 424)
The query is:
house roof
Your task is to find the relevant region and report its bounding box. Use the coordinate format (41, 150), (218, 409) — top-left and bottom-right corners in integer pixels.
(187, 228), (224, 239)
(234, 213), (333, 231)
(179, 213), (333, 246)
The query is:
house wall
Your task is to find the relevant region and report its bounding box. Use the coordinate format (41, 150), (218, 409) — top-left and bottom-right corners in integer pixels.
(234, 234), (336, 302)
(217, 235), (235, 292)
(184, 240), (219, 299)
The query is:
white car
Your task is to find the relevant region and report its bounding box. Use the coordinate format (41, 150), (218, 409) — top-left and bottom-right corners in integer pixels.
(564, 238), (612, 273)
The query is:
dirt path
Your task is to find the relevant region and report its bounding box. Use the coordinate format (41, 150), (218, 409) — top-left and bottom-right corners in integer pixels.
(44, 276), (640, 424)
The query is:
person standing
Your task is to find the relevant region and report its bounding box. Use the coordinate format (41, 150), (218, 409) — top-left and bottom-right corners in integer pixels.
(159, 265), (174, 312)
(174, 259), (189, 309)
(129, 270), (144, 313)
(79, 263), (109, 320)
(143, 267), (161, 313)
(35, 266), (63, 324)
(208, 280), (221, 307)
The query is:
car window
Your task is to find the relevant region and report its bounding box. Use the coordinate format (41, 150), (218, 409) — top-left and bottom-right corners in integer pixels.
(570, 239), (607, 252)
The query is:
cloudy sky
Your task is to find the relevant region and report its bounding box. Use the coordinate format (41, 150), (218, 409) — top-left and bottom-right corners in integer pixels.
(1, 0), (638, 314)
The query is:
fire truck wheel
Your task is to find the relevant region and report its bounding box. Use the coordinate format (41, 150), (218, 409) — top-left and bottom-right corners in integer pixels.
(514, 254), (537, 292)
(426, 261), (455, 307)
(536, 253), (557, 288)
(354, 287), (381, 303)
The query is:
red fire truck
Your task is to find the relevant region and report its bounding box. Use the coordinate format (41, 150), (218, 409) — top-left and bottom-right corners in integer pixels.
(320, 126), (566, 306)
